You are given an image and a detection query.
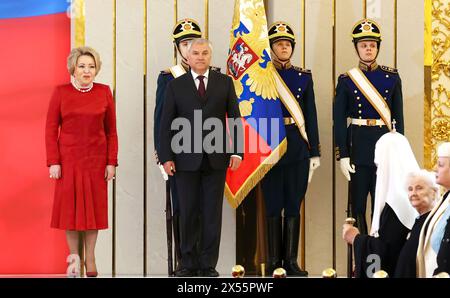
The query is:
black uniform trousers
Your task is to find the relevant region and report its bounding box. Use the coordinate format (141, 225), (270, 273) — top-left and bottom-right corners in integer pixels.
(262, 158), (310, 217)
(350, 165), (377, 219)
(175, 155), (226, 270)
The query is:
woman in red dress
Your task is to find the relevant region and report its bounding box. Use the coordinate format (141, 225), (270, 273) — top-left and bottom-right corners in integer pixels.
(45, 46), (118, 277)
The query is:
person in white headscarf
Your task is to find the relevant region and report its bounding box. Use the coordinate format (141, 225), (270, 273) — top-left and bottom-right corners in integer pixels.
(343, 131), (420, 278)
(417, 142), (450, 277)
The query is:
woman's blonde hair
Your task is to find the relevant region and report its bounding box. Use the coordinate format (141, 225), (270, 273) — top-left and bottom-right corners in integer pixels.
(67, 46), (102, 76)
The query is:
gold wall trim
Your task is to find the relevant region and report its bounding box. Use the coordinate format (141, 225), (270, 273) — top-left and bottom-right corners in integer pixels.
(394, 0), (398, 68)
(425, 65), (432, 169)
(331, 0), (337, 271)
(173, 0), (178, 65)
(363, 0), (367, 18)
(204, 0), (209, 39)
(301, 0), (306, 68)
(424, 0), (432, 169)
(300, 0), (306, 270)
(426, 0), (450, 169)
(424, 0), (433, 66)
(74, 0), (85, 47)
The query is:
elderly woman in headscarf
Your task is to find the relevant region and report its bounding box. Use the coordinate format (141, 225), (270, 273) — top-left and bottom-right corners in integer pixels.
(394, 170), (437, 277)
(342, 131), (420, 278)
(417, 142), (450, 277)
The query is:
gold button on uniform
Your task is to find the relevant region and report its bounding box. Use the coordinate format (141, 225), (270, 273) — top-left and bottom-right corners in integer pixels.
(358, 110), (362, 114)
(385, 90), (389, 93)
(354, 90), (358, 94)
(358, 104), (362, 107)
(296, 95), (300, 98)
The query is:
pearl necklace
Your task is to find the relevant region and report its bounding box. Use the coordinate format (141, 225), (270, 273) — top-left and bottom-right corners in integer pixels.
(71, 81), (94, 93)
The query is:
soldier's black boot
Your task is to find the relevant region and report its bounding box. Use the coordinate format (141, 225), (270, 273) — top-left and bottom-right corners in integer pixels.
(173, 215), (182, 271)
(266, 217), (282, 276)
(283, 216), (308, 277)
(355, 214), (368, 235)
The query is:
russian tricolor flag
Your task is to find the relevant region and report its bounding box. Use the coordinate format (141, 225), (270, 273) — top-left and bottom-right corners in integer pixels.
(0, 0), (70, 274)
(225, 0), (287, 208)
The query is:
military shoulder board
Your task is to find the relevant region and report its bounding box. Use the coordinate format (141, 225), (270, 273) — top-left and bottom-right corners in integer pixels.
(380, 65), (398, 74)
(210, 66), (221, 73)
(293, 66), (311, 74)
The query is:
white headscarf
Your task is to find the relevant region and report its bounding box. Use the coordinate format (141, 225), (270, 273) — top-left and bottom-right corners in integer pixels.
(370, 132), (420, 236)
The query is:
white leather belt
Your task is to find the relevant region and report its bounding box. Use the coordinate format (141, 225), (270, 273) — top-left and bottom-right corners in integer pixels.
(351, 118), (385, 126)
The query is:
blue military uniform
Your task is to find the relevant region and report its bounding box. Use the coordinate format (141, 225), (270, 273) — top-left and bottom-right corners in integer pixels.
(154, 68), (182, 213)
(334, 61), (404, 234)
(333, 18), (405, 235)
(262, 63), (321, 217)
(263, 21), (321, 277)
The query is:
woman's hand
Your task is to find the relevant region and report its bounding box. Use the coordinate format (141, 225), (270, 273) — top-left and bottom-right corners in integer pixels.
(105, 165), (116, 181)
(49, 165), (61, 179)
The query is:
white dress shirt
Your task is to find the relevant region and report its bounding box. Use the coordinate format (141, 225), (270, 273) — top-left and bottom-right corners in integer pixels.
(191, 69), (209, 90)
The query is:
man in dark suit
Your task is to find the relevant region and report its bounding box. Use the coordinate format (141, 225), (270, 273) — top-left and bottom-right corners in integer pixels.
(159, 38), (243, 277)
(154, 18), (203, 272)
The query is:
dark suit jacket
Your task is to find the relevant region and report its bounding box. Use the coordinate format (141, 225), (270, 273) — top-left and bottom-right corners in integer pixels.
(159, 68), (243, 171)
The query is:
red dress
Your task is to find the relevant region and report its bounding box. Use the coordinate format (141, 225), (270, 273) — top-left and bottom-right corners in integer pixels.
(45, 83), (118, 231)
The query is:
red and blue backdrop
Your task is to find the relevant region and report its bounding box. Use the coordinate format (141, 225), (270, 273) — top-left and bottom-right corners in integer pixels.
(0, 0), (70, 274)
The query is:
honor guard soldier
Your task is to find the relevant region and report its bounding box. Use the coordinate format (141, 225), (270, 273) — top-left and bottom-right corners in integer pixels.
(333, 19), (404, 235)
(262, 21), (321, 277)
(154, 18), (202, 272)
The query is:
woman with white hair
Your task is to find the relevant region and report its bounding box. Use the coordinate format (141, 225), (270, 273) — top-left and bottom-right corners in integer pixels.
(394, 170), (437, 278)
(417, 142), (450, 277)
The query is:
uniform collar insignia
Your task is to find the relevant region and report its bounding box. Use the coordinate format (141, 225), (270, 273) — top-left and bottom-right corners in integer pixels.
(359, 61), (378, 72)
(273, 59), (292, 70)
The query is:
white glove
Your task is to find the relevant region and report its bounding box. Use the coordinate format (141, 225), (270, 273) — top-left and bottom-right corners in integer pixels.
(339, 157), (356, 181)
(158, 164), (169, 181)
(308, 157), (321, 183)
